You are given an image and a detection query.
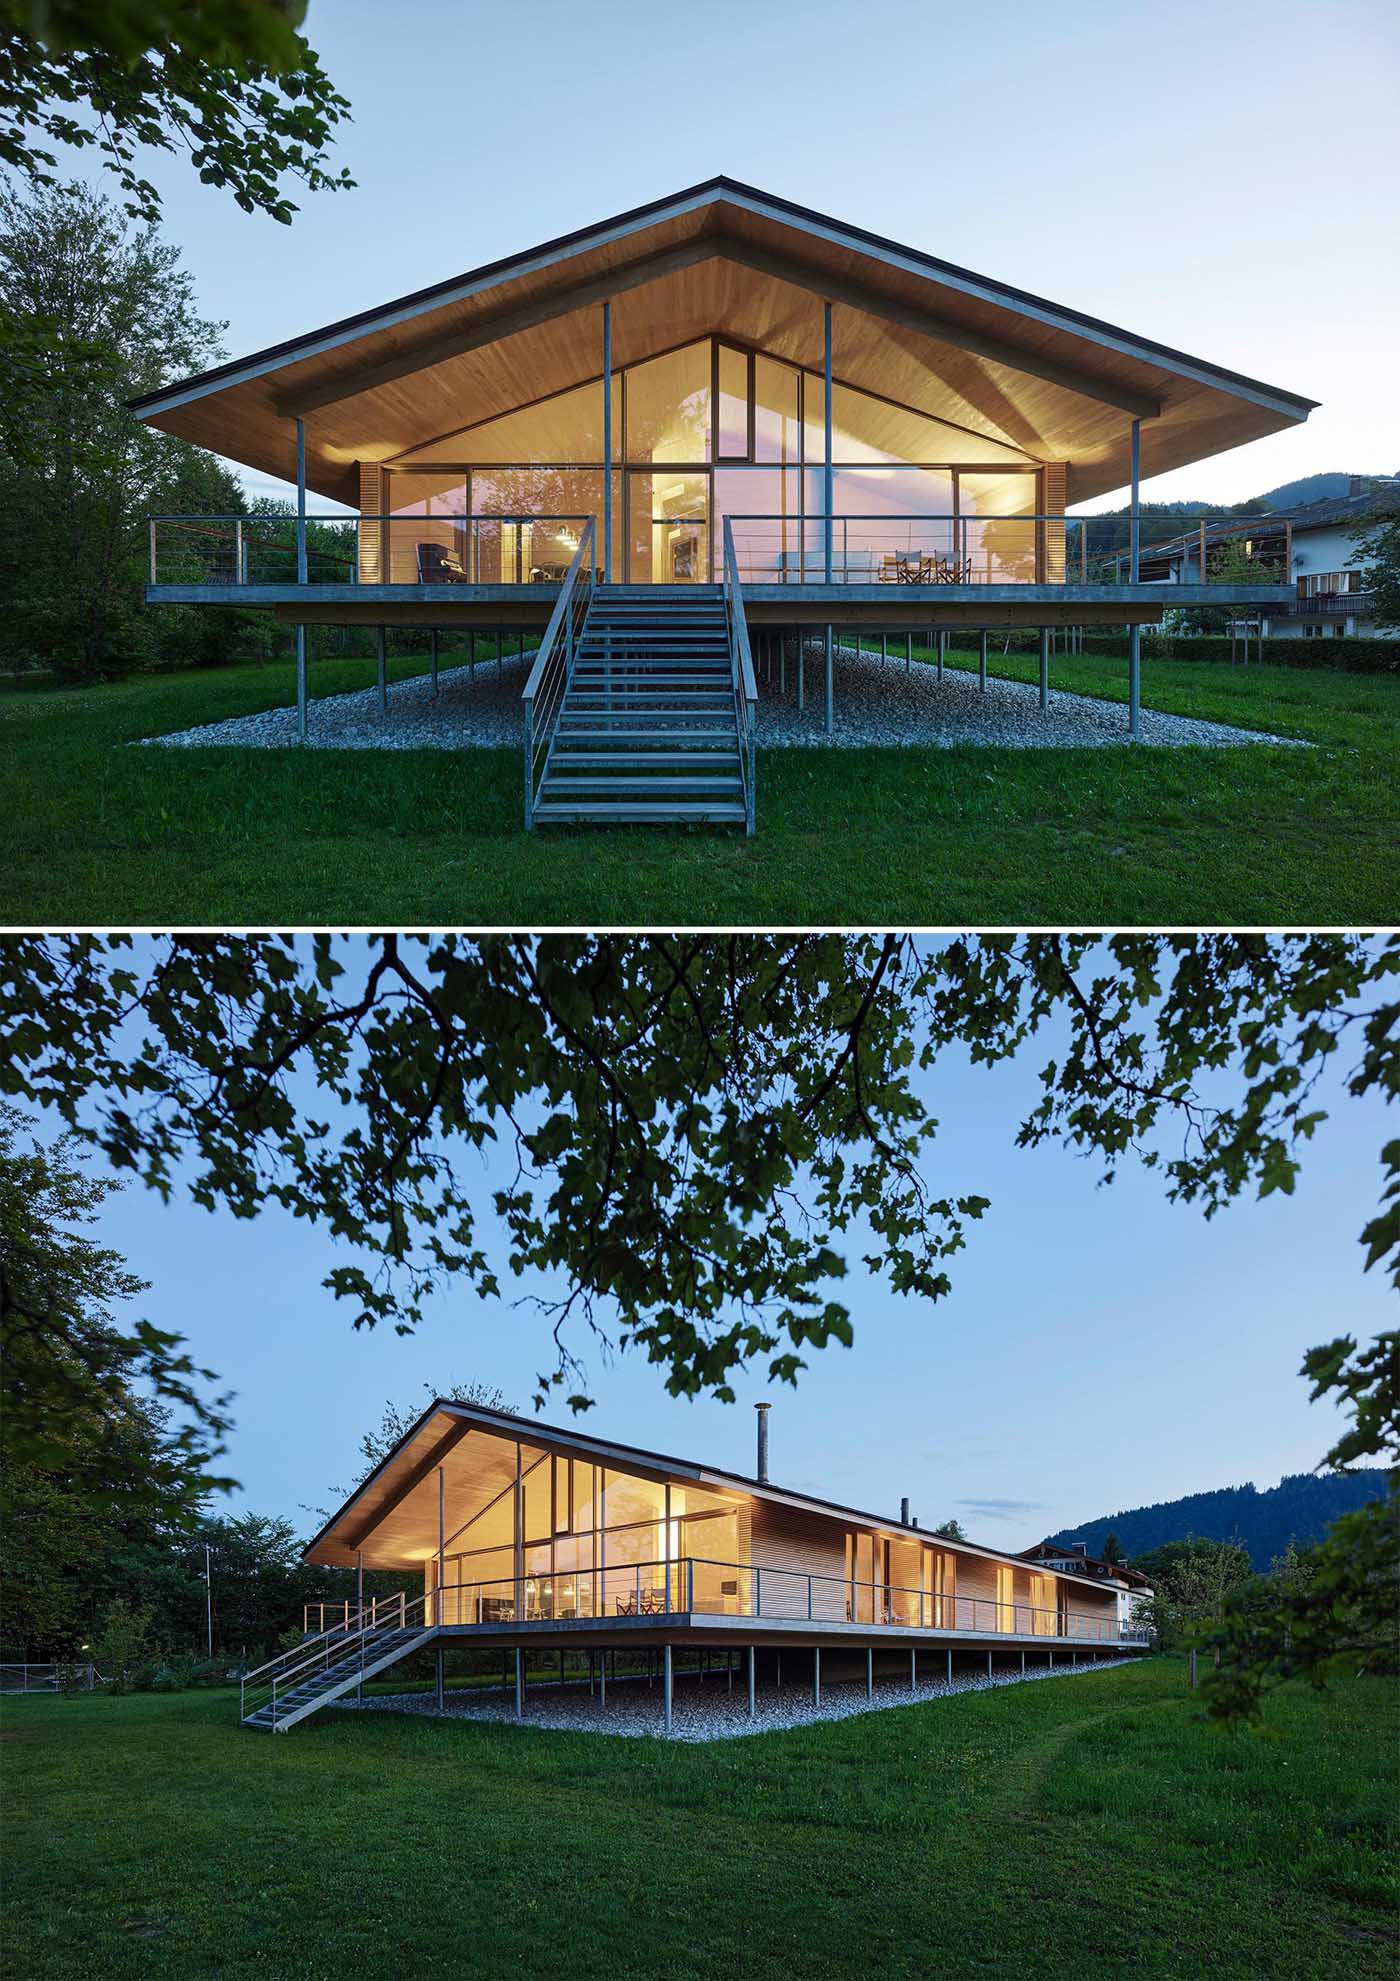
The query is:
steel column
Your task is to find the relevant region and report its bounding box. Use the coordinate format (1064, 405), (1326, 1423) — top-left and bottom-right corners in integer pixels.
(978, 628), (988, 692)
(435, 1643), (444, 1712)
(910, 1650), (917, 1694)
(663, 1644), (673, 1734)
(987, 1651), (993, 1678)
(823, 301), (833, 582)
(866, 1648), (873, 1700)
(430, 628), (439, 696)
(1129, 417), (1141, 582)
(1129, 625), (1141, 739)
(1039, 626), (1050, 711)
(437, 1466), (444, 1626)
(295, 418), (307, 585)
(947, 1649), (952, 1685)
(602, 299), (613, 585)
(377, 625), (387, 713)
(515, 1647), (524, 1718)
(295, 626), (307, 743)
(823, 623), (833, 734)
(748, 1647), (756, 1719)
(813, 1648), (821, 1707)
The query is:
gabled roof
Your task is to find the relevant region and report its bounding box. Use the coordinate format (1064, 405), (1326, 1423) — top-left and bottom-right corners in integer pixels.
(306, 1395), (1112, 1593)
(131, 177), (1317, 507)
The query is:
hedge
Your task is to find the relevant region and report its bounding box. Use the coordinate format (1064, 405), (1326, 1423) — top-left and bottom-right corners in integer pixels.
(953, 630), (1399, 674)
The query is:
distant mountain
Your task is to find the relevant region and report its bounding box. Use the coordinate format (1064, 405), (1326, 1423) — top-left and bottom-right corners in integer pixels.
(1045, 1470), (1388, 1572)
(1249, 472), (1354, 511)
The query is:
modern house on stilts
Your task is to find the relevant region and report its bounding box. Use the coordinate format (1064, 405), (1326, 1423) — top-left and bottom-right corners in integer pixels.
(241, 1400), (1150, 1734)
(134, 177), (1317, 830)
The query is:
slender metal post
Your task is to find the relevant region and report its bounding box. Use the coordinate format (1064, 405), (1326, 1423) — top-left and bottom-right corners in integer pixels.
(437, 1467), (444, 1626)
(295, 626), (307, 743)
(149, 516), (157, 585)
(357, 1548), (364, 1630)
(1039, 625), (1050, 712)
(813, 1648), (821, 1707)
(905, 632), (912, 674)
(978, 627), (988, 691)
(295, 417), (307, 585)
(748, 1646), (756, 1719)
(600, 1651), (606, 1708)
(430, 629), (439, 696)
(1021, 1650), (1026, 1674)
(910, 1650), (917, 1694)
(797, 637), (804, 712)
(664, 1483), (672, 1612)
(866, 1648), (873, 1699)
(515, 1648), (524, 1719)
(937, 630), (945, 681)
(823, 301), (834, 583)
(435, 1644), (444, 1712)
(513, 1443), (523, 1620)
(1129, 624), (1141, 739)
(987, 1651), (993, 1679)
(823, 623), (833, 734)
(1128, 417), (1141, 583)
(377, 625), (387, 714)
(947, 1649), (952, 1685)
(602, 300), (613, 585)
(663, 1644), (673, 1734)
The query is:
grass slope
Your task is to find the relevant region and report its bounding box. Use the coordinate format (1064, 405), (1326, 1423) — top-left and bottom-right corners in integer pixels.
(3, 1660), (1396, 1980)
(2, 650), (1397, 925)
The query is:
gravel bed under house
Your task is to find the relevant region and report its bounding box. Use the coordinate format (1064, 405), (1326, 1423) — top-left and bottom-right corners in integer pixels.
(339, 1652), (1142, 1743)
(139, 642), (1297, 754)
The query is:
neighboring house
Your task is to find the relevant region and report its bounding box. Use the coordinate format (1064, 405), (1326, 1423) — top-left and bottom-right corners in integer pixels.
(1138, 477), (1399, 639)
(131, 177), (1317, 822)
(241, 1399), (1151, 1732)
(1018, 1539), (1154, 1633)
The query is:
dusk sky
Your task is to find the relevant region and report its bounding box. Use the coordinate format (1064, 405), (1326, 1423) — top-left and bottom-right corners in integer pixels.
(81, 0), (1400, 510)
(64, 971), (1392, 1551)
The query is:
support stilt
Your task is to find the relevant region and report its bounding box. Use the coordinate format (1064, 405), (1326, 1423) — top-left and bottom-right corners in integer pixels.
(1129, 624), (1141, 739)
(813, 1648), (821, 1708)
(910, 1649), (917, 1694)
(376, 624), (387, 714)
(823, 623), (834, 734)
(296, 626), (308, 742)
(514, 1648), (524, 1719)
(435, 1643), (444, 1712)
(1039, 625), (1050, 712)
(430, 628), (439, 696)
(663, 1644), (673, 1735)
(867, 1648), (874, 1699)
(979, 627), (988, 692)
(748, 1646), (756, 1720)
(947, 1650), (952, 1685)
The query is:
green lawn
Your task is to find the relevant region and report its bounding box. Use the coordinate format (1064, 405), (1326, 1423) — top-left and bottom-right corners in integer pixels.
(3, 649), (1397, 925)
(3, 1660), (1394, 1979)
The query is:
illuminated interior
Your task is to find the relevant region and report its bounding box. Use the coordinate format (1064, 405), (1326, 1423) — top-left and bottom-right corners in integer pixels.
(381, 335), (1045, 584)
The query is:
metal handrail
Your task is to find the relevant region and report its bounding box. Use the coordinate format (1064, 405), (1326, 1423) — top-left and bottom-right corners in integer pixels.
(521, 515), (595, 830)
(423, 1555), (1143, 1644)
(721, 518), (759, 835)
(239, 1595), (428, 1728)
(147, 512), (593, 588)
(723, 512), (1291, 588)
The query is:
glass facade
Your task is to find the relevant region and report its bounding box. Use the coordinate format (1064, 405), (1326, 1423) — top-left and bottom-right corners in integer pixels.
(380, 334), (1048, 584)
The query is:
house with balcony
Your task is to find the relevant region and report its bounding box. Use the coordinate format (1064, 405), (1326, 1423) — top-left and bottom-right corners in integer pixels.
(241, 1397), (1150, 1734)
(1136, 479), (1397, 639)
(1018, 1539), (1153, 1633)
(133, 176), (1317, 827)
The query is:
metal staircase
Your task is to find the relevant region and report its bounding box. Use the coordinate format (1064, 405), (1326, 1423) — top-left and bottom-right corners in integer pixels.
(533, 587), (747, 826)
(239, 1599), (433, 1733)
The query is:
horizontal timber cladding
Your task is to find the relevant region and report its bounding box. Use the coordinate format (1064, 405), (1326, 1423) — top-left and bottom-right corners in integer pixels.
(357, 462), (384, 582)
(750, 1500), (847, 1620)
(1042, 463), (1067, 582)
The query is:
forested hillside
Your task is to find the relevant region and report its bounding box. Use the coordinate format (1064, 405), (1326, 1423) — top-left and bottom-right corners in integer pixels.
(1046, 1469), (1388, 1570)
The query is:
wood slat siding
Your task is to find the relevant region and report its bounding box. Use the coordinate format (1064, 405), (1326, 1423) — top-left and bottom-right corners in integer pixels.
(750, 1500), (847, 1620)
(1043, 463), (1067, 581)
(358, 462), (384, 582)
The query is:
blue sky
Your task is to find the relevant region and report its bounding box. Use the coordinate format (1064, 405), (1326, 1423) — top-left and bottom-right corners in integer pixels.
(74, 984), (1392, 1549)
(84, 0), (1399, 509)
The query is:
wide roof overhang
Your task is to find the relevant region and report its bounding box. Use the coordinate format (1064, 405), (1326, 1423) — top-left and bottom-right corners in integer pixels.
(305, 1397), (1113, 1595)
(132, 178), (1316, 509)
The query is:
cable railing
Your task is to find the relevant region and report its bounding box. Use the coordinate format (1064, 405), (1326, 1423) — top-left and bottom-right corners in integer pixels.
(422, 1556), (1146, 1645)
(721, 519), (759, 834)
(522, 515), (596, 830)
(146, 513), (595, 588)
(240, 1595), (429, 1729)
(724, 513), (1292, 589)
(302, 1593), (412, 1637)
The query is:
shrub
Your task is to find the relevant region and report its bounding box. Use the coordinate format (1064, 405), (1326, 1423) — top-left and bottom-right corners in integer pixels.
(87, 1600), (157, 1695)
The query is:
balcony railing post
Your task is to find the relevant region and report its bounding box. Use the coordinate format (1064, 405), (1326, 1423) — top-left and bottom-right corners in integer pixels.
(687, 1558), (694, 1613)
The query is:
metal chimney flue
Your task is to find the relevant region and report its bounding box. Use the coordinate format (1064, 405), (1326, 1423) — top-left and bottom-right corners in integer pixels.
(755, 1402), (771, 1483)
(900, 1496), (911, 1527)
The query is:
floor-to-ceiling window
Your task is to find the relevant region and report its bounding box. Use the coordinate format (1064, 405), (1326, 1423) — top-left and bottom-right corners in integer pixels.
(383, 334), (1044, 583)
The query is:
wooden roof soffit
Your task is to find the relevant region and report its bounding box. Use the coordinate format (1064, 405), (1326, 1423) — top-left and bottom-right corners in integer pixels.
(273, 238), (723, 420)
(715, 238), (1163, 421)
(341, 1414), (474, 1552)
(274, 231), (1164, 429)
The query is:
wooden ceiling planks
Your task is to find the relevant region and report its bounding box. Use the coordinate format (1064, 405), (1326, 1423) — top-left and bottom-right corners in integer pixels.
(136, 188), (1313, 508)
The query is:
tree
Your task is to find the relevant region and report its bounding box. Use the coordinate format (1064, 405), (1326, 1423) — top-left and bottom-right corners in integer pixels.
(1, 932), (1395, 1716)
(0, 182), (259, 679)
(0, 0), (353, 226)
(1130, 1536), (1254, 1651)
(1100, 1529), (1124, 1565)
(1349, 502), (1400, 633)
(930, 1519), (967, 1543)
